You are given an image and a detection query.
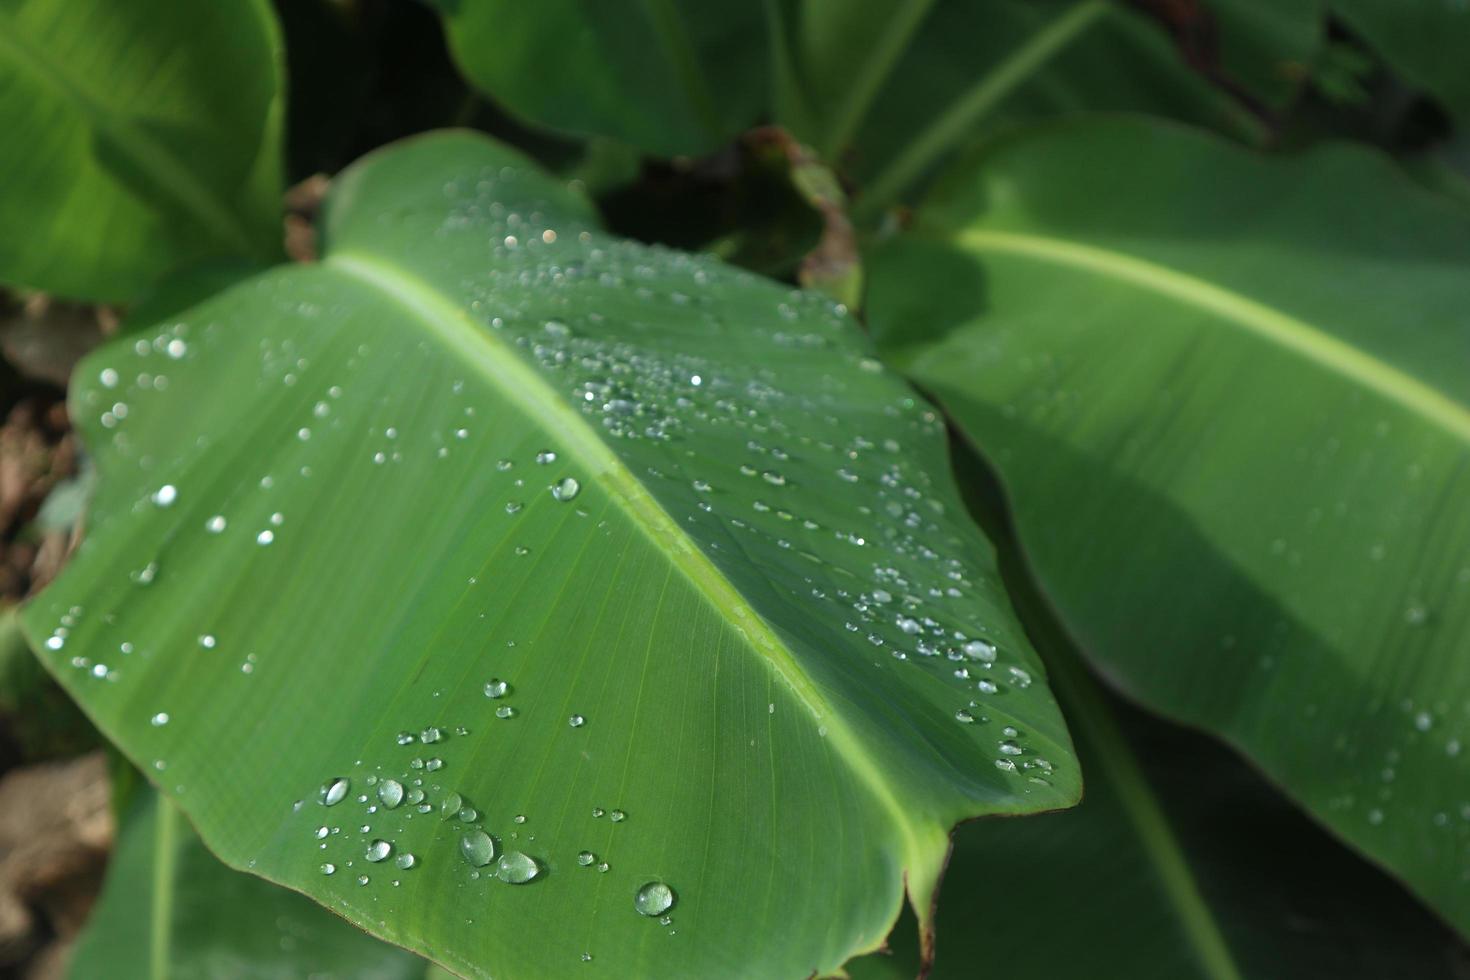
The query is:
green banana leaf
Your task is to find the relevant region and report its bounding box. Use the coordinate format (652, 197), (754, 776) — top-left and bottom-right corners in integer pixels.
(850, 662), (1468, 980)
(1207, 0), (1324, 108)
(23, 130), (1077, 978)
(771, 0), (1265, 216)
(0, 0), (285, 302)
(1331, 0), (1470, 119)
(853, 448), (1465, 978)
(435, 0), (764, 157)
(73, 790), (424, 978)
(868, 114), (1470, 939)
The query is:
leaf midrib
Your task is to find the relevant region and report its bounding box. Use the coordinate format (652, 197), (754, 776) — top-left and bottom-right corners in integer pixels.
(324, 250), (933, 859)
(954, 227), (1470, 442)
(0, 10), (256, 256)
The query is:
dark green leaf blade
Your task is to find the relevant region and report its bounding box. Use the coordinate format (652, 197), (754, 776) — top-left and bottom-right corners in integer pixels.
(24, 130), (1076, 977)
(73, 790), (426, 978)
(0, 0), (285, 302)
(436, 0), (764, 156)
(849, 656), (1467, 979)
(1331, 0), (1470, 119)
(868, 115), (1470, 938)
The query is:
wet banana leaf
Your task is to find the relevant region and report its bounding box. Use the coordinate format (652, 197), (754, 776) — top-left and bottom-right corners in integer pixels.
(0, 0), (284, 302)
(434, 0), (764, 157)
(850, 659), (1467, 980)
(23, 130), (1077, 978)
(73, 790), (424, 978)
(868, 115), (1470, 938)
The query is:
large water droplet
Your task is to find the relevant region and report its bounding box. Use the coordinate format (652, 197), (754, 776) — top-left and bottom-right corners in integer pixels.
(366, 839), (393, 863)
(577, 851), (596, 866)
(321, 778), (350, 806)
(395, 852), (417, 870)
(459, 829), (496, 867)
(496, 851), (540, 884)
(378, 779), (404, 809)
(552, 477), (581, 502)
(634, 881), (675, 916)
(484, 679), (509, 698)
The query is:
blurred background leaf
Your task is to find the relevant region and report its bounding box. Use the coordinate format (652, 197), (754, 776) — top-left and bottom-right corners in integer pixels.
(0, 0), (285, 302)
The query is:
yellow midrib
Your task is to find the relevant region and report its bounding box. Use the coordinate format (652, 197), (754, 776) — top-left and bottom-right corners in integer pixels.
(955, 228), (1470, 442)
(324, 250), (937, 870)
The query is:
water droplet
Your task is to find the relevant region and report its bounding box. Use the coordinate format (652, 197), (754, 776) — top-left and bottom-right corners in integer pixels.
(536, 450), (557, 465)
(357, 875), (369, 886)
(609, 810), (626, 823)
(151, 485), (178, 508)
(151, 712), (170, 727)
(963, 640), (997, 663)
(484, 679), (508, 698)
(994, 759), (1017, 772)
(1415, 711), (1433, 732)
(954, 709), (975, 724)
(592, 807), (605, 818)
(496, 851), (539, 884)
(552, 477), (581, 502)
(198, 634), (216, 650)
(441, 792), (464, 818)
(460, 830), (496, 867)
(635, 881), (675, 916)
(496, 706), (517, 719)
(577, 851), (596, 866)
(320, 863), (336, 876)
(321, 778), (349, 806)
(395, 853), (416, 870)
(569, 714), (585, 728)
(257, 530), (275, 546)
(366, 839), (393, 862)
(998, 740), (1023, 756)
(205, 515), (227, 534)
(378, 779), (404, 809)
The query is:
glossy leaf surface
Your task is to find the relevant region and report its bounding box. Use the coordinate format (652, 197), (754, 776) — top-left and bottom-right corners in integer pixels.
(73, 791), (424, 978)
(0, 0), (285, 301)
(869, 115), (1470, 938)
(24, 131), (1076, 978)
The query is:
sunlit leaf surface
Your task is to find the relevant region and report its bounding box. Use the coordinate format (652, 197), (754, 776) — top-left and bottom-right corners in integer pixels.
(25, 131), (1076, 977)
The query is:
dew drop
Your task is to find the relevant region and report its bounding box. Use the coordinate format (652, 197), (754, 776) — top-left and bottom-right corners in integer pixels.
(484, 679), (509, 698)
(151, 712), (170, 727)
(536, 450), (558, 465)
(577, 851), (596, 866)
(320, 863), (336, 876)
(395, 853), (416, 870)
(496, 706), (517, 720)
(609, 810), (626, 823)
(459, 829), (496, 867)
(634, 881), (675, 917)
(152, 485), (178, 508)
(366, 839), (393, 863)
(321, 778), (349, 806)
(378, 779), (405, 809)
(496, 851), (539, 884)
(552, 477), (581, 502)
(569, 714), (585, 728)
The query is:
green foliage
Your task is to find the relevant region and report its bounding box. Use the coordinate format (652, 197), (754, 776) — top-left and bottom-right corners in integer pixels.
(0, 0), (285, 301)
(22, 131), (1074, 976)
(436, 0), (766, 156)
(75, 790), (424, 978)
(868, 114), (1470, 936)
(2, 0), (1468, 976)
